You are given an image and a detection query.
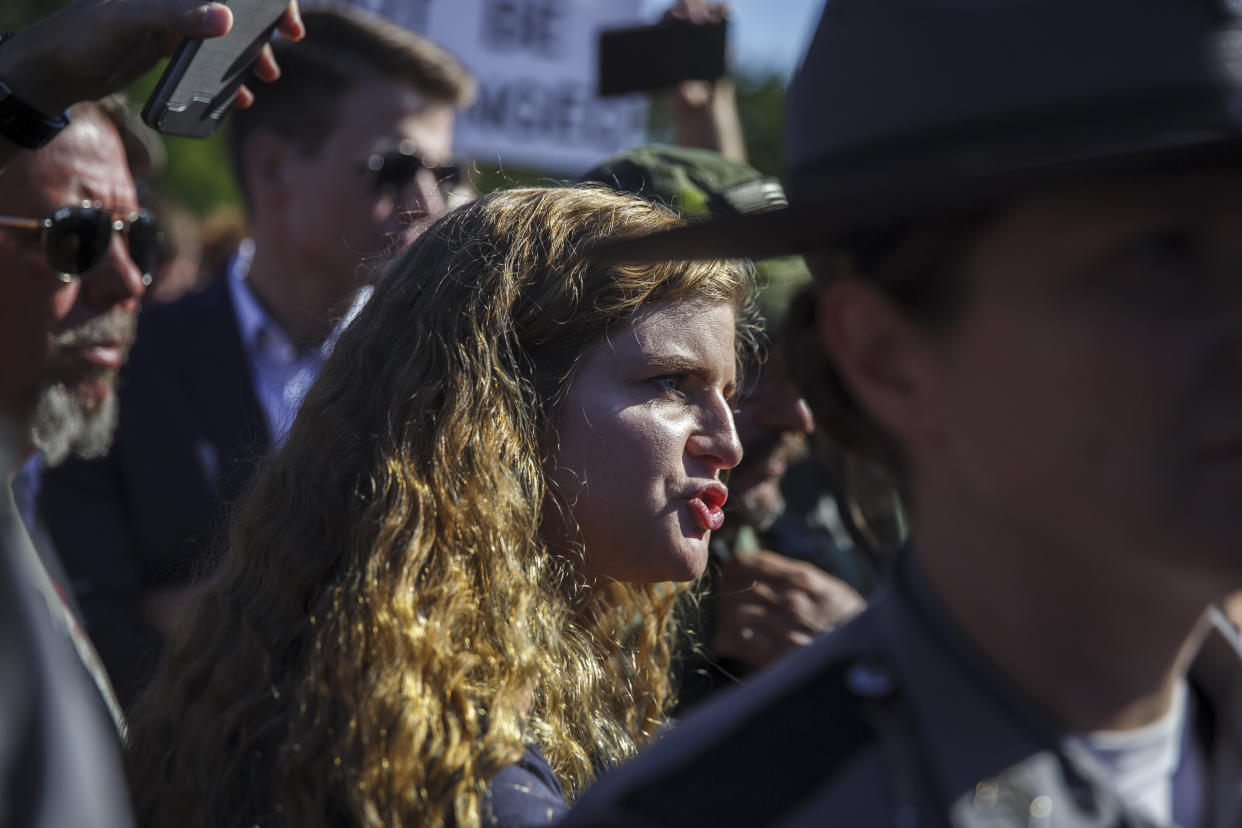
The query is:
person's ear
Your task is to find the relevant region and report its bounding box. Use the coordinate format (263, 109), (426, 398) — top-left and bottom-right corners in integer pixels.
(242, 130), (293, 208)
(817, 279), (944, 447)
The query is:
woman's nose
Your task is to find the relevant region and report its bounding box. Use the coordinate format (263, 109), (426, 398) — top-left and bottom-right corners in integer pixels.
(688, 397), (744, 471)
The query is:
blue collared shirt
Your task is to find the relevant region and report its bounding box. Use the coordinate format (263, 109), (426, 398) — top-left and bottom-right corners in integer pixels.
(226, 240), (372, 446)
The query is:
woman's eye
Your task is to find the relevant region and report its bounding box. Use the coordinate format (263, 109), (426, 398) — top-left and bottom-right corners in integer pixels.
(651, 374), (687, 395)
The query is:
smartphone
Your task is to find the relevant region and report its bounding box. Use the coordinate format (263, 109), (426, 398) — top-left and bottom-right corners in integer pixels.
(598, 18), (728, 97)
(142, 0), (288, 138)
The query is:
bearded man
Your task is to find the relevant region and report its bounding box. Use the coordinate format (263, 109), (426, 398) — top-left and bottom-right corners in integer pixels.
(0, 98), (150, 825)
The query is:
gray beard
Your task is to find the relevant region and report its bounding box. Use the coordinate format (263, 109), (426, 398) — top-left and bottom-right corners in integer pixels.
(30, 306), (133, 467)
(736, 487), (786, 533)
(31, 380), (118, 467)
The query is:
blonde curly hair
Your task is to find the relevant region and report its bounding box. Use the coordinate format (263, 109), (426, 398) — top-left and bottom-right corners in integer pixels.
(124, 186), (758, 827)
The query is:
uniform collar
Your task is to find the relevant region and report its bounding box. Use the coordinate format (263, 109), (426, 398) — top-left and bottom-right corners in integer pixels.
(878, 554), (1242, 826)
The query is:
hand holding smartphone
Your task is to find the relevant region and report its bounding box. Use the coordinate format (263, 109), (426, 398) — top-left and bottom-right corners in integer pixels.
(142, 0), (292, 138)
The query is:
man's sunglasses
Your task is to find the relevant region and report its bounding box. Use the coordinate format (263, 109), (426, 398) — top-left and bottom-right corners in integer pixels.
(361, 141), (460, 195)
(0, 201), (160, 284)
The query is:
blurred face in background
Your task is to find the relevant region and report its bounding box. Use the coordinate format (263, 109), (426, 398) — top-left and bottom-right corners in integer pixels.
(0, 113), (145, 464)
(279, 76), (456, 297)
(729, 347), (814, 530)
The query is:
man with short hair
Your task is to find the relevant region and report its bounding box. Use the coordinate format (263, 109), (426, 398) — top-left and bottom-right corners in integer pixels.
(41, 5), (476, 706)
(564, 1), (1242, 825)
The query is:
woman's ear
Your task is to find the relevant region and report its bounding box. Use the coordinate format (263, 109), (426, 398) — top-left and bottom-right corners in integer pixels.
(817, 279), (944, 449)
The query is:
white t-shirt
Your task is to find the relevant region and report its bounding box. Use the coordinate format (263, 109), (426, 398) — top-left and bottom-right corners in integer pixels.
(1076, 680), (1207, 828)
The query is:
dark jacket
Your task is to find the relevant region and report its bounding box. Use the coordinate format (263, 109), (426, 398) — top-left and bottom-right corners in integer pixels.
(39, 275), (270, 706)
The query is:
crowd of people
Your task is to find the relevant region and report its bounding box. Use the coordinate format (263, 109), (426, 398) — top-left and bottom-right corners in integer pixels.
(3, 0), (1242, 826)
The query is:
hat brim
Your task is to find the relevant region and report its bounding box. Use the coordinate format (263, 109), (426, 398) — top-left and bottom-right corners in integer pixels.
(591, 122), (1242, 265)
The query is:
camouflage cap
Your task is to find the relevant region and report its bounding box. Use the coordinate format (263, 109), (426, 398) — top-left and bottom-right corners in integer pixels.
(581, 144), (811, 335)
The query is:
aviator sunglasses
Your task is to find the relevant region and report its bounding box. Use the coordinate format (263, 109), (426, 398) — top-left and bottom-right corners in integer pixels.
(0, 201), (160, 284)
(360, 140), (461, 195)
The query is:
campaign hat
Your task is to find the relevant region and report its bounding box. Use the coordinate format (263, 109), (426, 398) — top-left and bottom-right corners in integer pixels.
(595, 0), (1242, 263)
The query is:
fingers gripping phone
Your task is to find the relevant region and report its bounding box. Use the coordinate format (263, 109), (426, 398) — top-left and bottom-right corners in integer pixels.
(598, 18), (728, 97)
(142, 0), (288, 138)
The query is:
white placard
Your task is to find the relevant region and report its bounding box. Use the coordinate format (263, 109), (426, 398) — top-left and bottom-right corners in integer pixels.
(315, 0), (649, 174)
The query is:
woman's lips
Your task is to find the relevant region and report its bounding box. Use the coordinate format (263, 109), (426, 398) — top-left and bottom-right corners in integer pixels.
(688, 482), (729, 532)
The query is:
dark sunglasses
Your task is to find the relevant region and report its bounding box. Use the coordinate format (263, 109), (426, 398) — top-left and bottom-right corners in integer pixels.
(360, 141), (460, 194)
(0, 201), (160, 284)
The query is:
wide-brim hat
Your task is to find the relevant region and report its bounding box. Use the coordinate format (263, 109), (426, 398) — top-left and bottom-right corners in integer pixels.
(594, 0), (1242, 263)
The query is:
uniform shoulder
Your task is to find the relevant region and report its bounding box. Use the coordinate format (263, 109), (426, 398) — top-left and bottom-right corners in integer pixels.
(565, 608), (906, 827)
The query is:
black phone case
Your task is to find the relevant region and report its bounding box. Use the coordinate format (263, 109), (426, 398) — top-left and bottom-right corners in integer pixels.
(141, 0), (288, 138)
(598, 19), (728, 97)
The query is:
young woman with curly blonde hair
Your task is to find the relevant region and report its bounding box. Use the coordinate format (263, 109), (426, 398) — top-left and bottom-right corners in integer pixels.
(124, 186), (757, 827)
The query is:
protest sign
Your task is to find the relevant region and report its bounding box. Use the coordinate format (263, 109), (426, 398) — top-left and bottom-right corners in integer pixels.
(328, 0), (648, 173)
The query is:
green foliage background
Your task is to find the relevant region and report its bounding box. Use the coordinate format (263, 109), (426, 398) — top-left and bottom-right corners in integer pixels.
(3, 0), (71, 24)
(5, 3), (786, 217)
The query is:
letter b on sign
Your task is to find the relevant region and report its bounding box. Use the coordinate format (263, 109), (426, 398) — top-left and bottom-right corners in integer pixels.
(481, 0), (566, 57)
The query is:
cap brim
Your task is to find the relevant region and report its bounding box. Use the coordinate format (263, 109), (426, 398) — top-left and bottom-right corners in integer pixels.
(589, 206), (826, 264)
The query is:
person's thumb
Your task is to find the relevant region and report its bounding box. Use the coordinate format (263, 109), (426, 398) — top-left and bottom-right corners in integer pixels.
(165, 2), (234, 38)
